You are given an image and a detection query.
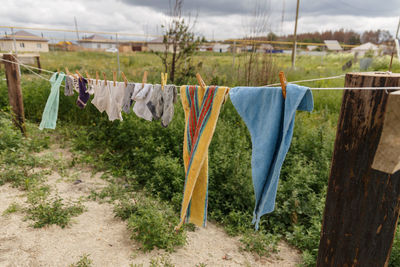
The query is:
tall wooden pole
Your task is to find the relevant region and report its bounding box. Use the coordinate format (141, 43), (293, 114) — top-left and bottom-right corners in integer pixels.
(317, 72), (400, 266)
(3, 54), (26, 136)
(291, 0), (300, 68)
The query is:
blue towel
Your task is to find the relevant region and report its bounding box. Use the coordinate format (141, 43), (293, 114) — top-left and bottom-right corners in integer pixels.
(229, 84), (313, 229)
(39, 72), (65, 130)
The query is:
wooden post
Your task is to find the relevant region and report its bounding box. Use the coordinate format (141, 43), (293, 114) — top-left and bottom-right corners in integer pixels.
(35, 56), (41, 74)
(317, 72), (400, 266)
(3, 54), (26, 136)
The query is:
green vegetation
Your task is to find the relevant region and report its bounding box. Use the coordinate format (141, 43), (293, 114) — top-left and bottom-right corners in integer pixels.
(2, 202), (22, 216)
(0, 51), (399, 266)
(26, 192), (85, 228)
(69, 254), (93, 267)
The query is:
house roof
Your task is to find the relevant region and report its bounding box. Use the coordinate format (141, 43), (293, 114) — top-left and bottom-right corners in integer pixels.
(324, 40), (343, 51)
(352, 42), (379, 51)
(0, 30), (48, 42)
(78, 34), (115, 43)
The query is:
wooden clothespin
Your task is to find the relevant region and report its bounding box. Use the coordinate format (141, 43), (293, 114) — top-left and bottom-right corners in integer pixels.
(96, 71), (99, 85)
(85, 71), (90, 79)
(103, 72), (107, 85)
(196, 73), (206, 89)
(65, 67), (70, 75)
(113, 71), (117, 86)
(279, 71), (287, 99)
(142, 71), (148, 88)
(75, 70), (83, 80)
(121, 71), (128, 87)
(161, 72), (168, 90)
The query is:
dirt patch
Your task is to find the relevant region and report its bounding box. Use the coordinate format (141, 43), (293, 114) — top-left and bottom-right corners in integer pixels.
(0, 147), (302, 266)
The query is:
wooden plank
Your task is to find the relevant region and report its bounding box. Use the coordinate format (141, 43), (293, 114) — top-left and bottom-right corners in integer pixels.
(317, 72), (400, 267)
(3, 54), (26, 136)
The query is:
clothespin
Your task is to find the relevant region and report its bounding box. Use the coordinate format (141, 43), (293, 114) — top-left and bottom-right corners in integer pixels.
(65, 67), (70, 75)
(103, 72), (107, 85)
(161, 72), (168, 90)
(75, 70), (83, 80)
(57, 68), (60, 73)
(142, 71), (148, 88)
(113, 71), (117, 86)
(279, 71), (287, 99)
(85, 71), (90, 79)
(121, 71), (128, 87)
(196, 73), (206, 89)
(96, 71), (99, 85)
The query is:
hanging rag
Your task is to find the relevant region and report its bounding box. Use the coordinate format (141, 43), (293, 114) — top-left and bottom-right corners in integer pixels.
(91, 80), (111, 114)
(76, 77), (90, 109)
(64, 75), (75, 96)
(86, 79), (95, 95)
(122, 83), (135, 114)
(39, 72), (65, 130)
(132, 83), (153, 121)
(176, 85), (229, 229)
(229, 84), (314, 230)
(147, 84), (178, 127)
(107, 82), (126, 121)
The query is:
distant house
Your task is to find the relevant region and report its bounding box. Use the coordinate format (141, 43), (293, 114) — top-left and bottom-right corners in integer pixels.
(256, 44), (274, 53)
(147, 37), (174, 53)
(324, 40), (343, 52)
(213, 43), (230, 53)
(77, 34), (117, 50)
(0, 30), (49, 52)
(351, 42), (379, 57)
(198, 45), (213, 52)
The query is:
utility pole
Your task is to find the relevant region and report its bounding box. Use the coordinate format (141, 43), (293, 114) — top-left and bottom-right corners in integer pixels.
(281, 0), (285, 34)
(389, 17), (400, 72)
(291, 0), (300, 68)
(74, 16), (80, 42)
(10, 27), (21, 76)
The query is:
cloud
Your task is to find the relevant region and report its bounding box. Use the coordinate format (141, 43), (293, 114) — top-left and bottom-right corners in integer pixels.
(0, 0), (399, 41)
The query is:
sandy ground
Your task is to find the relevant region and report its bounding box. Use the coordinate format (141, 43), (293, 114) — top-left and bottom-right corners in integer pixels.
(0, 147), (301, 267)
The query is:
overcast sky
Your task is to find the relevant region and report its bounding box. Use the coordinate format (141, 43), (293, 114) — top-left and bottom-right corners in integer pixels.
(1, 0), (399, 41)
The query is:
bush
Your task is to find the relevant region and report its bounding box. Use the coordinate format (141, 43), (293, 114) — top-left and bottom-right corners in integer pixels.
(126, 195), (186, 252)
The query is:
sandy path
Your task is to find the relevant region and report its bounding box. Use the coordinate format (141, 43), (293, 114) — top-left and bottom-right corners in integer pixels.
(0, 147), (301, 267)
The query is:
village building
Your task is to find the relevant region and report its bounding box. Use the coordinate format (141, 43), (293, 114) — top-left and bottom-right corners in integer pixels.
(147, 37), (174, 53)
(0, 30), (49, 52)
(77, 34), (117, 50)
(351, 42), (379, 57)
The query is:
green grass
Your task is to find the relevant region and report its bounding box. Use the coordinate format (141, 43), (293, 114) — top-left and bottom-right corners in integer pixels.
(1, 51), (399, 266)
(69, 254), (93, 267)
(2, 202), (22, 216)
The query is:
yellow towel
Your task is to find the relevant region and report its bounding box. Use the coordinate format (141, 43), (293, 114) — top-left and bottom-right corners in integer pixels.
(176, 85), (229, 229)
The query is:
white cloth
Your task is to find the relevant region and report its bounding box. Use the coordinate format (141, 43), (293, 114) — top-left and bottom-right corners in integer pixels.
(86, 79), (95, 95)
(91, 80), (111, 114)
(132, 83), (153, 121)
(107, 81), (126, 121)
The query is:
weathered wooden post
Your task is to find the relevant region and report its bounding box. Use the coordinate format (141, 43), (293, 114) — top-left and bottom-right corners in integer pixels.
(3, 54), (26, 136)
(317, 72), (400, 266)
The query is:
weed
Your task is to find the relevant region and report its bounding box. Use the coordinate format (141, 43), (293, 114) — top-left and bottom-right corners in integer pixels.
(239, 230), (280, 257)
(69, 254), (93, 267)
(149, 254), (174, 267)
(126, 195), (186, 252)
(2, 202), (21, 216)
(26, 192), (85, 228)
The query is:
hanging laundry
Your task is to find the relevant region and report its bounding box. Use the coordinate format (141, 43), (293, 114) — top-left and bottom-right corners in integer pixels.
(107, 81), (126, 121)
(132, 83), (154, 121)
(86, 79), (95, 95)
(76, 77), (90, 109)
(91, 80), (111, 114)
(64, 75), (75, 96)
(229, 84), (314, 230)
(176, 85), (230, 229)
(147, 84), (177, 127)
(39, 72), (65, 130)
(122, 83), (135, 114)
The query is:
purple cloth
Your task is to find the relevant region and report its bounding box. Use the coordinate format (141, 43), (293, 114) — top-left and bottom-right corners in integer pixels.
(76, 78), (90, 109)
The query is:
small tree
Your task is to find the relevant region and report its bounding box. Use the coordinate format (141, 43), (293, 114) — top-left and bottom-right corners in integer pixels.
(157, 0), (201, 83)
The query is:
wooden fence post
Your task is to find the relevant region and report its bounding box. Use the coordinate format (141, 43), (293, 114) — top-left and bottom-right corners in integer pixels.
(317, 72), (400, 266)
(3, 54), (26, 136)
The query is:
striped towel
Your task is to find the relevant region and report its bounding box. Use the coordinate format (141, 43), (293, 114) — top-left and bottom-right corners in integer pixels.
(176, 85), (229, 229)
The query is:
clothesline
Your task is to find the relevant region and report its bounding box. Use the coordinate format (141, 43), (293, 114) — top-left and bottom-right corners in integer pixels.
(1, 57), (400, 90)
